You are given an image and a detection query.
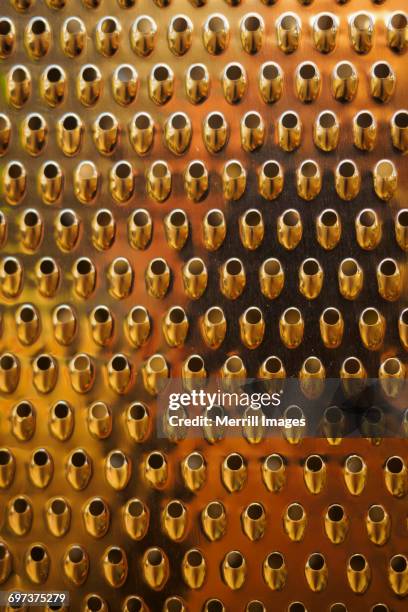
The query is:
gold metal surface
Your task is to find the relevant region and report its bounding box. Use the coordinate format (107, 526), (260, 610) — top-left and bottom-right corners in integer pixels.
(0, 0), (408, 610)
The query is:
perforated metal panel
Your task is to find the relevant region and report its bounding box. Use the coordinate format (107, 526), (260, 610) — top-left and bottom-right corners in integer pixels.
(0, 0), (407, 610)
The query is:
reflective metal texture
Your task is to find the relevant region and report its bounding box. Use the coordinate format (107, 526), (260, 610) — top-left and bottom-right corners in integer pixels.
(0, 0), (407, 610)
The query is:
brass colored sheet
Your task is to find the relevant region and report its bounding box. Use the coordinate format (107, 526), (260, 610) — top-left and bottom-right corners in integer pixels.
(0, 0), (407, 610)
